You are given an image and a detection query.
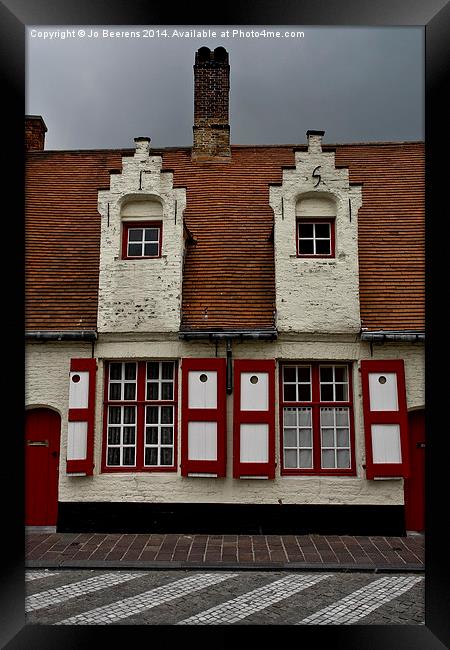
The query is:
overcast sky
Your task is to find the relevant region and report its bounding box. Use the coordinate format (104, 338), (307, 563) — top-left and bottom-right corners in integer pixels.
(26, 25), (424, 150)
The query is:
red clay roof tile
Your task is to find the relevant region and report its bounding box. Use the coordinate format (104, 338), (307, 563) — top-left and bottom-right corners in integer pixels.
(25, 142), (424, 333)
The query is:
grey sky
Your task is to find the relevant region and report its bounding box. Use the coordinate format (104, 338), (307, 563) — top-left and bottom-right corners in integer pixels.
(26, 25), (424, 150)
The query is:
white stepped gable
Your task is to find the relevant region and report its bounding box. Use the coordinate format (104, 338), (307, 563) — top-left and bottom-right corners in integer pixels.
(270, 130), (363, 334)
(97, 137), (186, 334)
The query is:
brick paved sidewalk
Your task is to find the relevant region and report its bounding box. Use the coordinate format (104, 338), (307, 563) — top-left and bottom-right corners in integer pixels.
(25, 532), (424, 572)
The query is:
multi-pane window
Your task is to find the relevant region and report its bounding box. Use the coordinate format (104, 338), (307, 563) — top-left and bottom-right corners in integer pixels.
(108, 362), (137, 400)
(144, 362), (175, 467)
(122, 221), (162, 259)
(283, 407), (313, 469)
(107, 405), (136, 467)
(281, 363), (354, 475)
(320, 407), (351, 470)
(103, 360), (177, 472)
(297, 220), (334, 257)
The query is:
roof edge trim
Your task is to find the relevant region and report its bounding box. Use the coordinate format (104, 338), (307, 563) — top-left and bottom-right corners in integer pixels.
(26, 330), (97, 341)
(179, 330), (278, 341)
(361, 331), (424, 342)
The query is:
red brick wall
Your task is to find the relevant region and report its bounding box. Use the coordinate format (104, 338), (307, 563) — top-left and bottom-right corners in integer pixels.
(25, 116), (46, 151)
(192, 47), (230, 159)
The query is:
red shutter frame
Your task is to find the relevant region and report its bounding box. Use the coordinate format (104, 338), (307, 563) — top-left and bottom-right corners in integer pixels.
(67, 358), (96, 475)
(181, 358), (227, 477)
(233, 359), (276, 479)
(361, 359), (410, 480)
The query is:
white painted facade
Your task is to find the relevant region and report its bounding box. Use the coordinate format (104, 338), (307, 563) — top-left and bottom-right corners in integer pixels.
(25, 132), (424, 514)
(97, 138), (186, 333)
(25, 337), (424, 506)
(270, 132), (362, 334)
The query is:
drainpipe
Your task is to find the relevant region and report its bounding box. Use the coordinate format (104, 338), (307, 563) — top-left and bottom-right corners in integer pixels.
(226, 338), (233, 394)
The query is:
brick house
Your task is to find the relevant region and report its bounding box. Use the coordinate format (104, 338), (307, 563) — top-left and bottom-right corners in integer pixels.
(25, 46), (425, 535)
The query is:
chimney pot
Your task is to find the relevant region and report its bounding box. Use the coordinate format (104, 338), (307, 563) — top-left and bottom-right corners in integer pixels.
(134, 136), (151, 159)
(306, 130), (325, 154)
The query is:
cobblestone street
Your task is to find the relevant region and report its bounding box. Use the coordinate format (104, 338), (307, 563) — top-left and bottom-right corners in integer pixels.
(25, 568), (424, 626)
(25, 531), (425, 570)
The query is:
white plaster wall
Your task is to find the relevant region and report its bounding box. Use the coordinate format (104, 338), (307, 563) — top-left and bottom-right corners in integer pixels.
(365, 342), (425, 410)
(26, 336), (423, 507)
(270, 141), (362, 334)
(97, 139), (186, 333)
(25, 341), (94, 481)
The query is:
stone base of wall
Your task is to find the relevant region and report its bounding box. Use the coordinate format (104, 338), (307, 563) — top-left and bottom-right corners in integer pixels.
(57, 502), (406, 536)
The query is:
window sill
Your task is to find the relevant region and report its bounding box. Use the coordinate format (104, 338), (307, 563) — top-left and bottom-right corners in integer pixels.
(280, 471), (357, 478)
(114, 255), (168, 261)
(289, 254), (336, 261)
(101, 467), (177, 474)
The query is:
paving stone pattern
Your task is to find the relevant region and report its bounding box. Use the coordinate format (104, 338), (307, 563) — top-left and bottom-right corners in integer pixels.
(25, 570), (60, 582)
(297, 575), (423, 625)
(25, 532), (424, 569)
(25, 569), (425, 626)
(178, 573), (331, 625)
(25, 571), (145, 612)
(56, 572), (238, 625)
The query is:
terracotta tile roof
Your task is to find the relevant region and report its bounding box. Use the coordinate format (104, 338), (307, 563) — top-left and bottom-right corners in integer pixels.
(163, 147), (294, 331)
(25, 142), (424, 333)
(25, 150), (124, 331)
(334, 142), (424, 332)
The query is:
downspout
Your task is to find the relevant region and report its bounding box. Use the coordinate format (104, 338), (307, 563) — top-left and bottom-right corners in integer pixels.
(226, 338), (233, 394)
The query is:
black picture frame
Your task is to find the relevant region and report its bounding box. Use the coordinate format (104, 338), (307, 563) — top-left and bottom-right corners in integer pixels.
(2, 0), (449, 647)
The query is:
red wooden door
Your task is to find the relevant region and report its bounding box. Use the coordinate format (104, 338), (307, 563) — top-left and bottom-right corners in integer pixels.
(404, 409), (425, 532)
(25, 409), (61, 526)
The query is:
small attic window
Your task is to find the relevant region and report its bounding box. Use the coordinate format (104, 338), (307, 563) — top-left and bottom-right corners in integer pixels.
(122, 221), (162, 259)
(120, 198), (163, 260)
(296, 194), (336, 258)
(297, 220), (334, 257)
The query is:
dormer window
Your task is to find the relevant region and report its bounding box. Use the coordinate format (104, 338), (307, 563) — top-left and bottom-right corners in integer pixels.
(122, 221), (162, 259)
(120, 197), (164, 260)
(297, 219), (334, 257)
(295, 193), (336, 258)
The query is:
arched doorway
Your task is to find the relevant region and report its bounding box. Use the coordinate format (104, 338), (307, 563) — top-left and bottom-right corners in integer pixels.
(404, 409), (425, 532)
(25, 408), (61, 526)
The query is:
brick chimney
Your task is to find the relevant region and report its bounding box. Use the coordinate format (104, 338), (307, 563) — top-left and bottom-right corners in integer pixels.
(25, 115), (47, 151)
(192, 46), (230, 161)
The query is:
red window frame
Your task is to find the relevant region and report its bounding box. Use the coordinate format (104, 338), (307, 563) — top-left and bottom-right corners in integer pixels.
(101, 360), (178, 473)
(279, 362), (356, 476)
(121, 221), (163, 260)
(296, 218), (335, 258)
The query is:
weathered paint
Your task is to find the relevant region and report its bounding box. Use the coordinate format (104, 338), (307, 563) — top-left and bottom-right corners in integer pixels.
(25, 342), (93, 481)
(25, 337), (424, 507)
(270, 133), (362, 334)
(97, 138), (186, 333)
